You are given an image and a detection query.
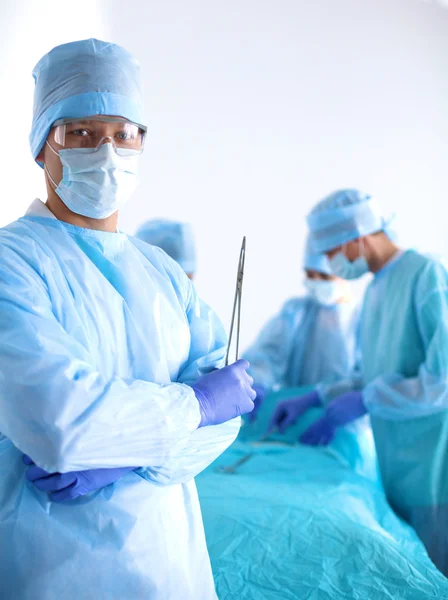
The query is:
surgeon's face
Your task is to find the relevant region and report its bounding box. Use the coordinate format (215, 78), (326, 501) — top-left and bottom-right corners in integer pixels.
(326, 238), (362, 262)
(305, 269), (338, 281)
(37, 114), (143, 190)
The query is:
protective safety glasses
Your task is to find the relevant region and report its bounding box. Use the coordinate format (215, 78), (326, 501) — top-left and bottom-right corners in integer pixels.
(52, 116), (147, 155)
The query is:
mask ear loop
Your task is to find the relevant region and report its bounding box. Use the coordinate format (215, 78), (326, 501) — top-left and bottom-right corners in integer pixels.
(45, 140), (59, 156)
(358, 237), (365, 260)
(44, 140), (60, 190)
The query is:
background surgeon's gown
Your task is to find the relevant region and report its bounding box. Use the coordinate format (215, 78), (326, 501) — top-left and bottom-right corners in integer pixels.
(361, 250), (448, 575)
(322, 250), (448, 575)
(244, 296), (359, 390)
(0, 200), (239, 599)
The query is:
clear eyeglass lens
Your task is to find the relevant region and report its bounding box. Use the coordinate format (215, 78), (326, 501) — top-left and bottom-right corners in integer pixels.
(53, 120), (145, 153)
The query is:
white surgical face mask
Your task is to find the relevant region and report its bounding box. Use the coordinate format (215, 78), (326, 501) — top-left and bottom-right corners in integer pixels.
(304, 278), (344, 306)
(45, 142), (140, 219)
(329, 242), (369, 280)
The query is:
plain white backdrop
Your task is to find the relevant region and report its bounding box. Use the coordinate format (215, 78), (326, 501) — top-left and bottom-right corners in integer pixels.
(1, 0), (447, 348)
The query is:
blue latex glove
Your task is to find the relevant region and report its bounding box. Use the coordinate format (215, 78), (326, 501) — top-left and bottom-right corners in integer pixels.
(23, 455), (137, 502)
(247, 384), (267, 423)
(266, 390), (321, 435)
(192, 359), (256, 427)
(300, 391), (366, 446)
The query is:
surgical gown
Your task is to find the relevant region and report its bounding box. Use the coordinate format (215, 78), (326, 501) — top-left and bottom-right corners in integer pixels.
(327, 250), (448, 575)
(244, 297), (359, 390)
(0, 200), (239, 599)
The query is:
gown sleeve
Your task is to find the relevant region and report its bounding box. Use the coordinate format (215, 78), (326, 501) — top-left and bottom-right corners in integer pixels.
(0, 241), (238, 477)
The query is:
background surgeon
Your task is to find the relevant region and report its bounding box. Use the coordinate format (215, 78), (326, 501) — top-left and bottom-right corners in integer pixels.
(135, 218), (197, 279)
(274, 188), (448, 575)
(245, 237), (360, 425)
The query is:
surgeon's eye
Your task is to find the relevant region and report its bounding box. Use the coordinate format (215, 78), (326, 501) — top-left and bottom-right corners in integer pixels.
(70, 128), (91, 137)
(116, 127), (141, 142)
(116, 130), (132, 140)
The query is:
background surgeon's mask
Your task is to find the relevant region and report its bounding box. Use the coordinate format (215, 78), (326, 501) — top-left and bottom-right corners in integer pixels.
(45, 142), (140, 219)
(329, 243), (369, 280)
(304, 279), (344, 306)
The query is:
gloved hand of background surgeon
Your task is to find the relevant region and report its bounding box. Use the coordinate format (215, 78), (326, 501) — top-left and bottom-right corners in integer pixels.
(192, 359), (256, 427)
(23, 455), (137, 502)
(247, 384), (267, 423)
(299, 391), (366, 446)
(266, 390), (322, 434)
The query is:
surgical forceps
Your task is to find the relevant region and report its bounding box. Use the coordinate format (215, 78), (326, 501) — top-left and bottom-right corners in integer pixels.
(215, 435), (269, 475)
(225, 236), (246, 366)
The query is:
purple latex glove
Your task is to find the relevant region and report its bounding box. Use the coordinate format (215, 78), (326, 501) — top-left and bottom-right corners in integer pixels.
(192, 359), (256, 427)
(23, 455), (137, 502)
(266, 390), (321, 435)
(300, 391), (366, 446)
(247, 384), (267, 423)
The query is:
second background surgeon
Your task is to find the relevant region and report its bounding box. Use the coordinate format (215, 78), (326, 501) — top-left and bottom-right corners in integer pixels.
(244, 237), (360, 423)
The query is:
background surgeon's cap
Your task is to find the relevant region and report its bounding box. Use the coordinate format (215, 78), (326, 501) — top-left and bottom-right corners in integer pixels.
(30, 38), (146, 164)
(307, 188), (396, 253)
(135, 219), (197, 274)
(303, 236), (332, 275)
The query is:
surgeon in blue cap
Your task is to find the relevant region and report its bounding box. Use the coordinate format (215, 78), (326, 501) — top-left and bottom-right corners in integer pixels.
(136, 219), (197, 279)
(0, 39), (256, 599)
(245, 236), (360, 423)
(272, 188), (448, 575)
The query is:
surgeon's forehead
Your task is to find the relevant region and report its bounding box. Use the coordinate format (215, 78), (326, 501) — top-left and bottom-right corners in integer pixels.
(326, 246), (343, 259)
(305, 269), (333, 280)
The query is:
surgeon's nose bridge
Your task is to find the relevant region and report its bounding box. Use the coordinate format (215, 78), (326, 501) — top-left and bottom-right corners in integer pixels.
(92, 121), (116, 138)
(97, 135), (114, 147)
(87, 119), (121, 140)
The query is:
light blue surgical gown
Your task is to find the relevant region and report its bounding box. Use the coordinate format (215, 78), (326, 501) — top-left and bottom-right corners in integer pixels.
(325, 249), (448, 575)
(244, 297), (360, 390)
(0, 200), (239, 600)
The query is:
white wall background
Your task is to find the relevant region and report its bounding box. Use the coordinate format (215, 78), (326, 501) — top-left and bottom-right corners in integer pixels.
(1, 0), (447, 349)
(0, 0), (106, 226)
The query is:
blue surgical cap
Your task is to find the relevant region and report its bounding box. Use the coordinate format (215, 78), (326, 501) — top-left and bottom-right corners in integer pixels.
(30, 38), (146, 164)
(303, 237), (332, 275)
(135, 219), (197, 274)
(307, 189), (395, 253)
